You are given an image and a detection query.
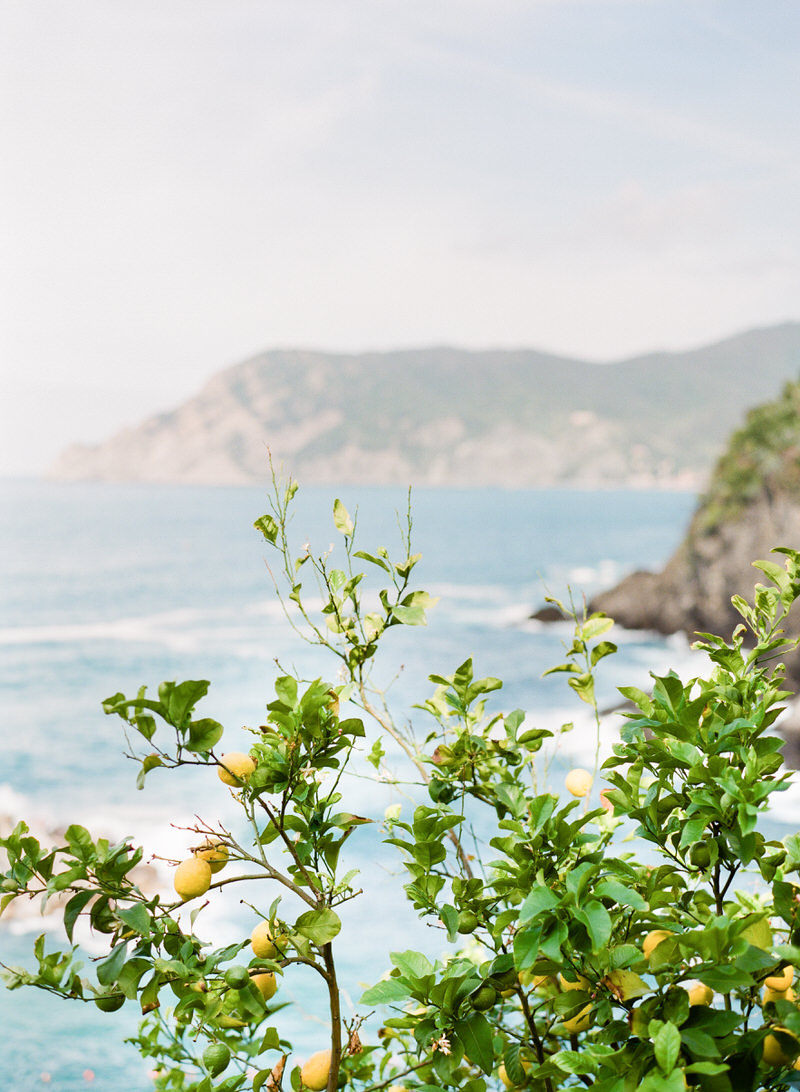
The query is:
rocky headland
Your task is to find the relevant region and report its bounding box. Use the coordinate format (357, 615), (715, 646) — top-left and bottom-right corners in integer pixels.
(571, 379), (800, 758)
(48, 323), (800, 489)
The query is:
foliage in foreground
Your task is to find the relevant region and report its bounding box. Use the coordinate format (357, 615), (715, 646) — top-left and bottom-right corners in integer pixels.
(3, 481), (800, 1092)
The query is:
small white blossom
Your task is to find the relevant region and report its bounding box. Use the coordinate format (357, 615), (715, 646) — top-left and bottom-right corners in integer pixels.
(299, 764), (328, 784)
(432, 1035), (452, 1056)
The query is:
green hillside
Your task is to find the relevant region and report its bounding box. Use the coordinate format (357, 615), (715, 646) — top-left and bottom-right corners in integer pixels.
(49, 322), (800, 486)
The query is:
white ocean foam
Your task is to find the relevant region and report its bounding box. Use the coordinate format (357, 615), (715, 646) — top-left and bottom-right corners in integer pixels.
(0, 607), (274, 653)
(428, 581), (511, 602)
(566, 559), (623, 588)
(435, 601), (537, 629)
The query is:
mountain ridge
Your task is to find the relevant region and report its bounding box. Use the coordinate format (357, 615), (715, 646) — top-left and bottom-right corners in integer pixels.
(49, 322), (800, 487)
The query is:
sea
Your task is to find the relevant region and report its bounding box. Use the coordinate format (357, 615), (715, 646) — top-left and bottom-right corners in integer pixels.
(1, 480), (798, 1091)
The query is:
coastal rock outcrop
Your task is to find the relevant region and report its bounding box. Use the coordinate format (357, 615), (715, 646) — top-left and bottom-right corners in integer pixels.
(588, 378), (800, 644)
(579, 378), (800, 762)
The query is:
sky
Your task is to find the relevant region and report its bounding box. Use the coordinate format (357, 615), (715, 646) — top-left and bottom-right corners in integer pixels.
(1, 0), (799, 475)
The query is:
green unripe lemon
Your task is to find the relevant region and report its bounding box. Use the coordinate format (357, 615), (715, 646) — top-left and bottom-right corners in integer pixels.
(456, 910), (479, 935)
(203, 1042), (231, 1076)
(471, 984), (497, 1011)
(689, 843), (711, 869)
(94, 991), (125, 1012)
(224, 964), (251, 990)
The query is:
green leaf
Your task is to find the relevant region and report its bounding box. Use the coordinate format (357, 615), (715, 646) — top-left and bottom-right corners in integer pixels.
(253, 514), (279, 544)
(454, 1013), (494, 1074)
(695, 964), (756, 991)
(654, 1022), (681, 1074)
(161, 680), (209, 729)
(640, 1071), (685, 1092)
(574, 900), (612, 951)
(64, 825), (94, 862)
(390, 950), (434, 980)
(504, 1042), (526, 1085)
(513, 925), (542, 970)
(360, 977), (412, 1005)
(96, 941), (129, 986)
(617, 686), (654, 714)
(256, 1026), (281, 1056)
(401, 590), (439, 609)
(294, 908), (341, 946)
(553, 1050), (598, 1075)
(63, 890), (94, 943)
(117, 903), (151, 938)
(593, 879), (648, 911)
(333, 499), (354, 535)
(136, 752), (164, 790)
(367, 738), (385, 770)
(604, 969), (650, 1001)
(580, 615), (614, 641)
(568, 672), (596, 705)
(680, 1027), (720, 1058)
(187, 718), (224, 753)
(519, 885), (560, 922)
(392, 605), (428, 626)
(411, 840), (447, 869)
(591, 640), (618, 667)
(353, 550), (392, 573)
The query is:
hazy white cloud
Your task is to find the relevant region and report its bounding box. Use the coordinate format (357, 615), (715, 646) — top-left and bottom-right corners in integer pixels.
(1, 0), (799, 474)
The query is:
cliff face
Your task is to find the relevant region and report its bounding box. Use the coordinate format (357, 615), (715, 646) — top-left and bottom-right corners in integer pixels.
(590, 379), (800, 643)
(48, 324), (800, 488)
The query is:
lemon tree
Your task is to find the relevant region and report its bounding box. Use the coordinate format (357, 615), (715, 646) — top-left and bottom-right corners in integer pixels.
(2, 477), (800, 1092)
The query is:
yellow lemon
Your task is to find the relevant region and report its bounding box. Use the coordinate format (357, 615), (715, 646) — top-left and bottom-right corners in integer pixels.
(765, 966), (794, 992)
(498, 1064), (514, 1089)
(565, 768), (593, 797)
(562, 1003), (592, 1034)
(559, 972), (590, 992)
(762, 1028), (799, 1067)
(195, 839), (229, 874)
(217, 752), (256, 786)
(687, 982), (713, 1007)
(300, 1049), (331, 1091)
(251, 920), (286, 960)
(642, 929), (673, 960)
(252, 972), (277, 1001)
(173, 857), (212, 900)
(763, 986), (795, 1005)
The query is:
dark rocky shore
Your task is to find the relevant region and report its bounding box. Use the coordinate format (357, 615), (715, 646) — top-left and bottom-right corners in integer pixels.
(535, 378), (800, 763)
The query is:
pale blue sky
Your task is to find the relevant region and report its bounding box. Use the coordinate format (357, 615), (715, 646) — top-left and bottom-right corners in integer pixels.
(1, 0), (799, 474)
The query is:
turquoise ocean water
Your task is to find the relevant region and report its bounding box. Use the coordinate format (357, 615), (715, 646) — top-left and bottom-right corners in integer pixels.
(1, 481), (795, 1090)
